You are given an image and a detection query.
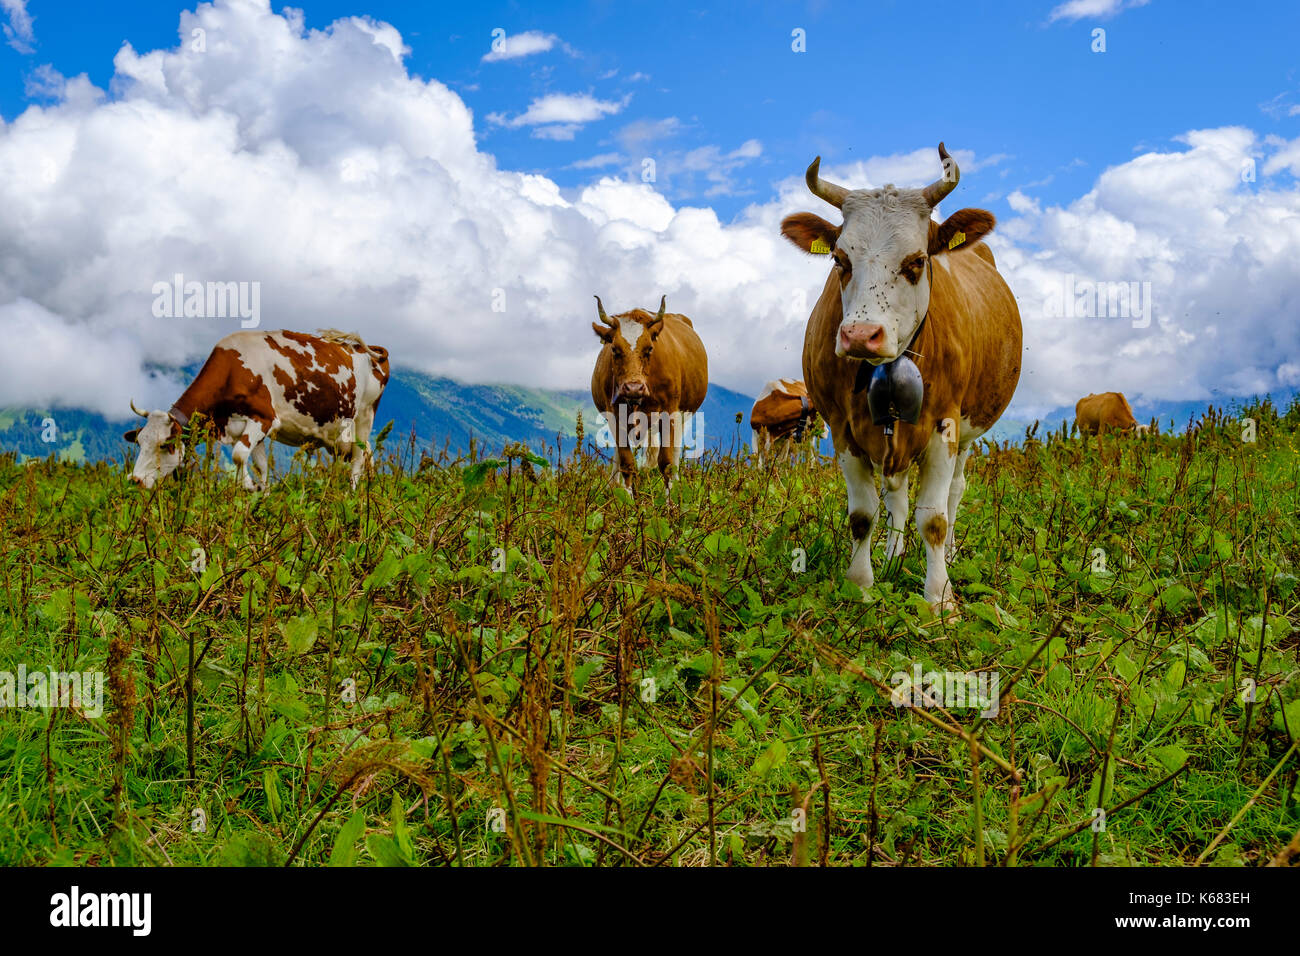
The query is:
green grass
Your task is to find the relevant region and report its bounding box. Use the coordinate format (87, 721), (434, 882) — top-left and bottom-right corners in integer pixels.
(0, 400), (1297, 867)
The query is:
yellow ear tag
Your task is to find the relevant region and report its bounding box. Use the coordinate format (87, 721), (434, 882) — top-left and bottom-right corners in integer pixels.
(948, 230), (966, 250)
(809, 238), (832, 255)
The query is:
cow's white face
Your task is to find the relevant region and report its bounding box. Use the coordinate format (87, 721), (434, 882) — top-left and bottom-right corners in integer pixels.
(124, 411), (183, 489)
(781, 145), (998, 367)
(592, 295), (666, 405)
(832, 189), (933, 365)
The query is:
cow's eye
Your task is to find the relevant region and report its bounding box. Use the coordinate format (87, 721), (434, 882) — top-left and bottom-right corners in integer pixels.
(833, 251), (852, 276)
(900, 255), (927, 283)
(160, 440), (177, 453)
(612, 347), (624, 359)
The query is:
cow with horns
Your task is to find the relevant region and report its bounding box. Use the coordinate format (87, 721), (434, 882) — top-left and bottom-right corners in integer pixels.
(590, 295), (708, 497)
(781, 143), (1022, 613)
(124, 329), (390, 491)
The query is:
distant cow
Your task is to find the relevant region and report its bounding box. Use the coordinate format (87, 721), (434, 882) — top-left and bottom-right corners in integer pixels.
(124, 329), (390, 490)
(590, 295), (708, 496)
(1075, 392), (1149, 436)
(750, 379), (825, 465)
(782, 143), (1022, 613)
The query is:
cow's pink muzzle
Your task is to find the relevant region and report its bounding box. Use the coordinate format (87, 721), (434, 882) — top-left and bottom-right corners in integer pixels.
(838, 323), (888, 359)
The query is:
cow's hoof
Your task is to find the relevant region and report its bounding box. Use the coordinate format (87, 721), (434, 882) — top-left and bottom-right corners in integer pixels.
(845, 572), (875, 599)
(927, 597), (960, 622)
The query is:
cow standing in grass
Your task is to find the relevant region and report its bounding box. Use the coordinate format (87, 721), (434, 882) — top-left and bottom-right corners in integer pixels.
(124, 329), (389, 491)
(1076, 392), (1149, 436)
(590, 295), (708, 497)
(750, 379), (824, 466)
(782, 143), (1022, 613)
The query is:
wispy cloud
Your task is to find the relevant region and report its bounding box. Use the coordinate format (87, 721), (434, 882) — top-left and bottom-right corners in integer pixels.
(481, 30), (564, 63)
(592, 121), (764, 199)
(1048, 0), (1150, 23)
(488, 93), (630, 139)
(2, 0), (34, 53)
(567, 152), (624, 170)
(616, 117), (683, 154)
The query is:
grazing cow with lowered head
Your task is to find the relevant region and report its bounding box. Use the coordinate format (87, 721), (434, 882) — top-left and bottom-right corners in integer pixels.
(1075, 392), (1149, 436)
(750, 379), (825, 466)
(124, 329), (390, 491)
(781, 143), (1022, 613)
(590, 295), (708, 496)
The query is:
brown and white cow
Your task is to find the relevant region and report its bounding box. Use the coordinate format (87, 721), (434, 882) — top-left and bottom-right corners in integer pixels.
(590, 295), (708, 496)
(124, 329), (390, 491)
(750, 379), (825, 466)
(781, 143), (1022, 613)
(1075, 392), (1149, 436)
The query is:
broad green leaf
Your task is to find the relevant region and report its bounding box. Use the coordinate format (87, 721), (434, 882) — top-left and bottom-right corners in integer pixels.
(1157, 583), (1196, 616)
(281, 615), (319, 655)
(1149, 744), (1189, 772)
(263, 768), (282, 820)
(363, 549), (403, 592)
(751, 738), (788, 778)
(366, 833), (411, 867)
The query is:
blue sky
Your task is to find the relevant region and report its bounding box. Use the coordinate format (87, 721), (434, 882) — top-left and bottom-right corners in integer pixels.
(0, 0), (1297, 416)
(5, 0), (1297, 223)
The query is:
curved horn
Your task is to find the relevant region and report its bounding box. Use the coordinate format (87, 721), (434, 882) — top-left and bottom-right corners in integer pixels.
(130, 399), (148, 419)
(654, 295), (667, 323)
(921, 142), (959, 208)
(805, 156), (849, 209)
(594, 295), (616, 328)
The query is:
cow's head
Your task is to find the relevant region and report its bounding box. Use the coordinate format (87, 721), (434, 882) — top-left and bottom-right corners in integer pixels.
(781, 143), (996, 365)
(591, 294), (666, 405)
(123, 400), (183, 489)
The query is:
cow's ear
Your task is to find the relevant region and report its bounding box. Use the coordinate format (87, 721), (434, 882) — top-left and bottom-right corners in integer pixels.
(781, 213), (840, 255)
(929, 208), (996, 256)
(123, 429), (140, 444)
(646, 317), (664, 339)
(592, 322), (614, 343)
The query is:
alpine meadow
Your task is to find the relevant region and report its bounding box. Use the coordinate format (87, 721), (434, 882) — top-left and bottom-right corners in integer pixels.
(1, 400), (1298, 867)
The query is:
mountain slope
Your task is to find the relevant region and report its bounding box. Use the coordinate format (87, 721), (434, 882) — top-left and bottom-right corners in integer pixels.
(4, 368), (1291, 466)
(0, 370), (762, 466)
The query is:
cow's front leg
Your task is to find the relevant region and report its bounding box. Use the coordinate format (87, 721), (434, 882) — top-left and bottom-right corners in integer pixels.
(945, 444), (972, 561)
(882, 470), (909, 561)
(337, 418), (367, 489)
(655, 412), (682, 500)
(839, 450), (880, 594)
(916, 427), (959, 613)
(612, 443), (637, 491)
